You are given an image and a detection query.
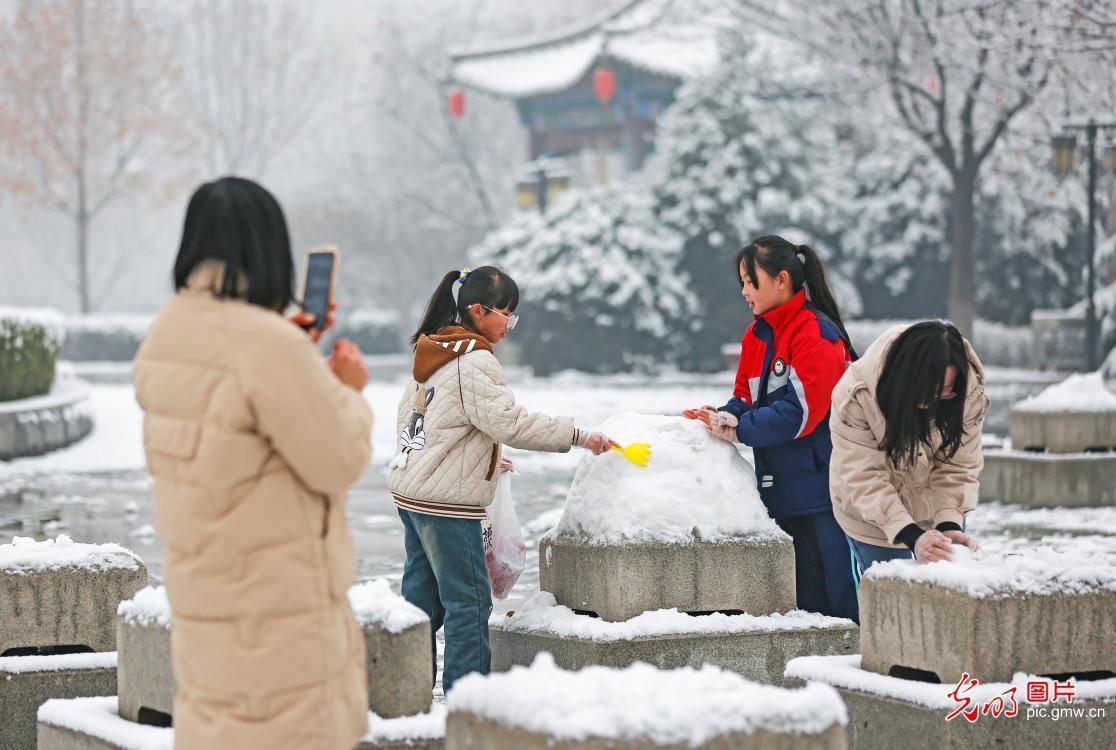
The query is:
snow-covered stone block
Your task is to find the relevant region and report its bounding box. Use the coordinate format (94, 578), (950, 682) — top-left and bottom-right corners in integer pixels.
(542, 415), (794, 621)
(0, 378), (94, 461)
(980, 449), (1116, 507)
(37, 697), (444, 750)
(447, 653), (848, 749)
(490, 593), (857, 685)
(115, 587), (173, 724)
(1, 653), (117, 750)
(859, 545), (1116, 683)
(786, 655), (1116, 749)
(1010, 372), (1116, 453)
(0, 536), (147, 654)
(37, 696), (173, 750)
(349, 580), (433, 719)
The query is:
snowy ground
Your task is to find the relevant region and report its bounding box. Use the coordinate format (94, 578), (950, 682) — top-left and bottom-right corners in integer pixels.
(2, 367), (1113, 699)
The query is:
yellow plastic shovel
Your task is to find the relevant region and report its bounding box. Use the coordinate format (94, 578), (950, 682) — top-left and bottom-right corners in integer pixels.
(610, 441), (652, 468)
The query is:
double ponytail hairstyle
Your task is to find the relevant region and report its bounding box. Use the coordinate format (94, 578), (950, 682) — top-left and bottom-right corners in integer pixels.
(735, 234), (851, 348)
(410, 266), (519, 345)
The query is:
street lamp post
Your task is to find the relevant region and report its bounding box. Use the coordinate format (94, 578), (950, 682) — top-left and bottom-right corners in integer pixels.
(1053, 119), (1116, 370)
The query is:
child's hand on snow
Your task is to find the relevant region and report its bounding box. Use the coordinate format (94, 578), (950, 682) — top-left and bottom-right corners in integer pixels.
(500, 458), (514, 473)
(914, 530), (954, 562)
(706, 411), (737, 443)
(579, 431), (617, 456)
(941, 529), (978, 551)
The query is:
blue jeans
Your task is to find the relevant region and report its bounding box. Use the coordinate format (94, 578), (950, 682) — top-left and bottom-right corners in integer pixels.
(846, 535), (913, 591)
(847, 518), (967, 590)
(397, 509), (491, 695)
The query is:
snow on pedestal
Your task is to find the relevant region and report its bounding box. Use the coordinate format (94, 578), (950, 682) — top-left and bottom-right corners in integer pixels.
(493, 414), (857, 684)
(115, 587), (173, 724)
(0, 535), (145, 750)
(1010, 372), (1116, 452)
(541, 414), (795, 621)
(490, 592), (858, 685)
(984, 372), (1116, 507)
(447, 653), (848, 749)
(0, 535), (147, 654)
(349, 579), (434, 720)
(858, 543), (1116, 685)
(785, 655), (1116, 749)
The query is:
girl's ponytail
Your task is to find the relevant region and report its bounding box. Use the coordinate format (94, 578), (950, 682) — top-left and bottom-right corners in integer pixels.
(410, 266), (521, 346)
(795, 244), (848, 338)
(411, 270), (462, 345)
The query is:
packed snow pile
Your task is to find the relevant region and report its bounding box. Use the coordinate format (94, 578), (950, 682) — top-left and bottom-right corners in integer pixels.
(348, 579), (429, 634)
(0, 535), (142, 575)
(1013, 371), (1116, 413)
(548, 414), (780, 544)
(863, 539), (1116, 598)
(449, 652), (846, 744)
(493, 592), (854, 641)
(117, 586), (172, 629)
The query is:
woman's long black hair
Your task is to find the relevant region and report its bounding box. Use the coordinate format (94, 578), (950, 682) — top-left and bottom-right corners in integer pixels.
(735, 234), (851, 349)
(173, 176), (294, 311)
(411, 266), (519, 345)
(877, 321), (971, 467)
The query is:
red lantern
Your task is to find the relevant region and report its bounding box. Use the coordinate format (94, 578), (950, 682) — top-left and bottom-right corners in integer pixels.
(593, 67), (616, 103)
(448, 88), (465, 119)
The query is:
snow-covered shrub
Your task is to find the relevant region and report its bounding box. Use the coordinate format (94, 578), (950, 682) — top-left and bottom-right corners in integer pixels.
(61, 314), (152, 362)
(0, 308), (64, 402)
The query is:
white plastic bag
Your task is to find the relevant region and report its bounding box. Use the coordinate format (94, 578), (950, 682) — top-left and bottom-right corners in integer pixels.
(482, 473), (525, 600)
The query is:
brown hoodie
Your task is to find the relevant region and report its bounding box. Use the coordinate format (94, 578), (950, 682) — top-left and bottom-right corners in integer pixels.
(412, 326), (493, 382)
(829, 324), (990, 548)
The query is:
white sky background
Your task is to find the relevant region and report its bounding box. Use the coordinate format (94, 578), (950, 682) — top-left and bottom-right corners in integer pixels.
(0, 0), (601, 315)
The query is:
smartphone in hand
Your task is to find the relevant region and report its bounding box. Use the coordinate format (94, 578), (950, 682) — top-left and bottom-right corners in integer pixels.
(300, 246), (339, 331)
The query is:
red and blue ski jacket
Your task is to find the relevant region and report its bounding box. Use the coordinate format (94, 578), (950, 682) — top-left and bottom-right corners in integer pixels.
(719, 289), (853, 518)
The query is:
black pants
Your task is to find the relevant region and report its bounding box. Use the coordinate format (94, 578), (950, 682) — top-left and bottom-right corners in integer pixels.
(774, 509), (860, 623)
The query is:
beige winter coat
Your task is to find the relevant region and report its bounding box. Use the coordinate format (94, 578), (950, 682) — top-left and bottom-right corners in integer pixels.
(133, 261), (372, 750)
(388, 327), (576, 518)
(829, 324), (990, 547)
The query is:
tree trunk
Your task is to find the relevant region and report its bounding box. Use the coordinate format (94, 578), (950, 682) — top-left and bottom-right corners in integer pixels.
(76, 180), (91, 314)
(948, 172), (976, 338)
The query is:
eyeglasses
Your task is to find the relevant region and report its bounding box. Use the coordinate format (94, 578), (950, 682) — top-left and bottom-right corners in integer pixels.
(483, 306), (519, 331)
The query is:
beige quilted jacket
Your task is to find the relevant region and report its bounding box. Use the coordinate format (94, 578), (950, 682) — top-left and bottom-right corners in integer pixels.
(830, 324), (989, 547)
(134, 261), (371, 749)
(388, 327), (577, 518)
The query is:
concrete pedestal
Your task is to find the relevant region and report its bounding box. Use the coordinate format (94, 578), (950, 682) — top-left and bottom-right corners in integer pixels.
(1, 653), (117, 750)
(540, 534), (796, 622)
(980, 450), (1116, 507)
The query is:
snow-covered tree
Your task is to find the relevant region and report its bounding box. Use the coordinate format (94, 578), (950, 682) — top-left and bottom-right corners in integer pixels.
(733, 0), (1108, 337)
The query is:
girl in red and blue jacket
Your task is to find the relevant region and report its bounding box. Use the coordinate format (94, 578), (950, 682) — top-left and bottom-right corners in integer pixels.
(685, 235), (859, 622)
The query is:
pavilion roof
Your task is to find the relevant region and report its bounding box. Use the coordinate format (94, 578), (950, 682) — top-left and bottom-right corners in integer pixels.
(448, 0), (730, 99)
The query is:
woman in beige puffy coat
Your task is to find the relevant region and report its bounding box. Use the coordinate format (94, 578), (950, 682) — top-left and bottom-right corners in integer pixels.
(389, 266), (615, 695)
(134, 177), (372, 749)
(829, 322), (989, 582)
